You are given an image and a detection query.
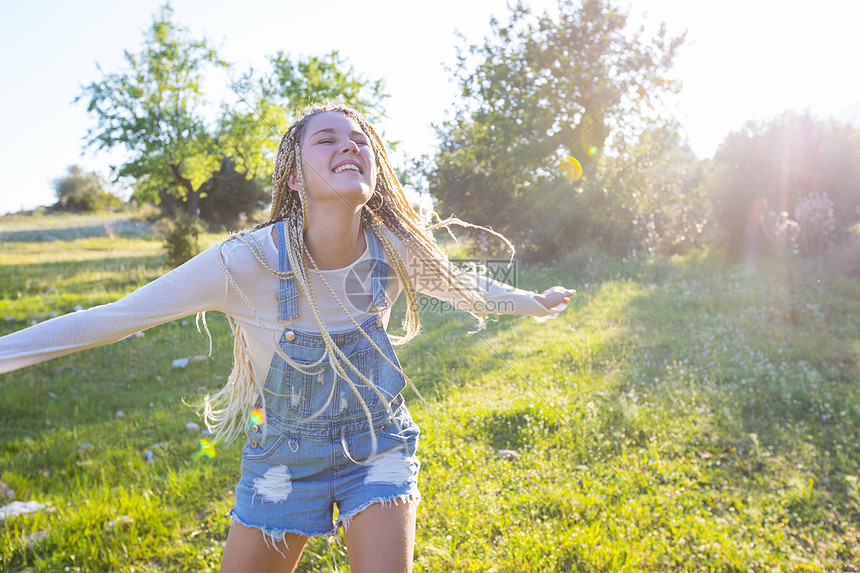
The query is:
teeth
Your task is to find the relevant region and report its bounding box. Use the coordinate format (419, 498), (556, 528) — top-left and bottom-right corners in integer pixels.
(334, 164), (359, 173)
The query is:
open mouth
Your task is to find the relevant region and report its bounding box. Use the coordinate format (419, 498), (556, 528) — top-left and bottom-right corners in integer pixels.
(333, 163), (361, 174)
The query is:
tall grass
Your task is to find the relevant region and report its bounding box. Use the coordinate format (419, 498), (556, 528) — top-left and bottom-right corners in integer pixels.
(1, 215), (858, 571)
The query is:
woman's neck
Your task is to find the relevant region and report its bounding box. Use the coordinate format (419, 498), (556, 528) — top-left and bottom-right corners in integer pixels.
(303, 211), (366, 270)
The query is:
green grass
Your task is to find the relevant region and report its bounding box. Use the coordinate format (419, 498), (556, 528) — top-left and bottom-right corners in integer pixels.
(1, 215), (859, 571)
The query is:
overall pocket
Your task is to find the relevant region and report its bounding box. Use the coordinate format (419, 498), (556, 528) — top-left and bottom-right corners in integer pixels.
(272, 346), (382, 420)
(241, 430), (287, 462)
(343, 404), (420, 461)
(261, 345), (324, 419)
(332, 348), (381, 417)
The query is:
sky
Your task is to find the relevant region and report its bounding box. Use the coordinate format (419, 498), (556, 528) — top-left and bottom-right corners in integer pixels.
(1, 0), (858, 215)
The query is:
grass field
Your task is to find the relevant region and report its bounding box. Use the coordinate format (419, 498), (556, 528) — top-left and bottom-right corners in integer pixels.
(1, 214), (859, 572)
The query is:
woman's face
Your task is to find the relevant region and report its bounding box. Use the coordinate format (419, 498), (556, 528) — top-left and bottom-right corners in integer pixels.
(290, 111), (377, 211)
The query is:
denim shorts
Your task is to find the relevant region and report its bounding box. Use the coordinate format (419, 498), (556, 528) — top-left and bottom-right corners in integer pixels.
(228, 317), (421, 541)
(228, 400), (420, 540)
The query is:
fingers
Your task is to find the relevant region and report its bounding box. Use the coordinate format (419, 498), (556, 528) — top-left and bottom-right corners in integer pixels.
(548, 286), (576, 296)
(540, 286), (576, 309)
(554, 286), (575, 305)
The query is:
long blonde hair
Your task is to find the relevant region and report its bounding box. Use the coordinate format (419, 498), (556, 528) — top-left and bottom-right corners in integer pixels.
(202, 103), (510, 444)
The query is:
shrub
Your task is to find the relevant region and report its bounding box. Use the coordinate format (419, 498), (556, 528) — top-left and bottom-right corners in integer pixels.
(197, 158), (270, 229)
(155, 214), (206, 268)
(53, 165), (125, 212)
(759, 191), (838, 257)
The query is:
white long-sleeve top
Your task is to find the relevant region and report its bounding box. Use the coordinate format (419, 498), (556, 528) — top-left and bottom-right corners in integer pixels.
(0, 225), (563, 378)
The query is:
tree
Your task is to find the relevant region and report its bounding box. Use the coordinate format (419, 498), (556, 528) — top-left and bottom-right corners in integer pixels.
(508, 121), (706, 260)
(595, 123), (707, 255)
(197, 158), (269, 228)
(53, 165), (124, 212)
(425, 0), (684, 251)
(705, 111), (860, 257)
(79, 6), (390, 225)
(79, 4), (224, 218)
(264, 50), (387, 122)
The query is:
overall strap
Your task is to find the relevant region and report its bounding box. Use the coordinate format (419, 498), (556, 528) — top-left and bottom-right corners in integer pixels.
(275, 221), (299, 321)
(365, 227), (390, 312)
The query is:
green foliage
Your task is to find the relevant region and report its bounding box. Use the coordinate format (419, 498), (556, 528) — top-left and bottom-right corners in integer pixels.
(2, 217), (858, 570)
(155, 214), (206, 268)
(597, 125), (708, 256)
(197, 158), (269, 229)
(512, 122), (708, 261)
(426, 0), (685, 253)
(78, 5), (225, 217)
(52, 166), (124, 213)
(151, 157), (269, 229)
(705, 110), (860, 258)
(264, 50), (387, 122)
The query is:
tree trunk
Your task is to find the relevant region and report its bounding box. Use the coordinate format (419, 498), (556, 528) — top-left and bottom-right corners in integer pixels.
(170, 163), (201, 218)
(186, 190), (200, 218)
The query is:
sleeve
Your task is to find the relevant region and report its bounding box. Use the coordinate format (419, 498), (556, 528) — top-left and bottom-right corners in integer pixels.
(396, 235), (566, 320)
(0, 244), (230, 375)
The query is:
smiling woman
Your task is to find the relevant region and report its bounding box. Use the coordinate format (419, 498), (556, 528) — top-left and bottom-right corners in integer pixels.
(294, 117), (377, 213)
(286, 114), (379, 271)
(0, 102), (574, 573)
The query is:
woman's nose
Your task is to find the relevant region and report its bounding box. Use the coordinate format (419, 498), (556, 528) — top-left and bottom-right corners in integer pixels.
(342, 140), (360, 154)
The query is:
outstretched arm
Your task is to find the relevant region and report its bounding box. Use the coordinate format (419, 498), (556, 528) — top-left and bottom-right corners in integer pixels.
(0, 245), (229, 375)
(393, 232), (574, 319)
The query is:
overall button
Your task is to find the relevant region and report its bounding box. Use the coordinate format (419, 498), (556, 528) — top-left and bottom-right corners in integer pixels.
(285, 331), (296, 341)
(251, 424), (260, 433)
(251, 441), (259, 448)
(374, 318), (382, 328)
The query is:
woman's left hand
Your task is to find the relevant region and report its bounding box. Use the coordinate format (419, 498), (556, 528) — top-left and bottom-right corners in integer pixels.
(535, 286), (575, 310)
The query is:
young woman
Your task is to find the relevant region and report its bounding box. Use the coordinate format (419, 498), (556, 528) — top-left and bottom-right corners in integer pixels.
(0, 103), (573, 572)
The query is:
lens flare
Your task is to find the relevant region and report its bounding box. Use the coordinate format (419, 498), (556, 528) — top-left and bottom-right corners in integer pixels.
(588, 146), (598, 156)
(249, 408), (265, 427)
(194, 439), (216, 459)
(560, 156), (583, 182)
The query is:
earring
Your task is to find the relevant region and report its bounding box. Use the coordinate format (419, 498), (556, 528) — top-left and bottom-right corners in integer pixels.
(366, 189), (385, 213)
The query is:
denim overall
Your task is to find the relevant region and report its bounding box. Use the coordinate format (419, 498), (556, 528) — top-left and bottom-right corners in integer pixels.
(228, 221), (420, 540)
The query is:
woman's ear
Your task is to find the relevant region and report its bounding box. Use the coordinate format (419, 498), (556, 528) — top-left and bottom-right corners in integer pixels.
(287, 168), (299, 191)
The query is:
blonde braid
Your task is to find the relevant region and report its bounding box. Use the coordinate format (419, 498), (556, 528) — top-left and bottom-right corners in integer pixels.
(270, 132), (296, 222)
(367, 218), (421, 344)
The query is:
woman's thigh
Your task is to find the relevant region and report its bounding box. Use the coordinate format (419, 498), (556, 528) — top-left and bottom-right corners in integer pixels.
(343, 500), (418, 573)
(219, 521), (308, 573)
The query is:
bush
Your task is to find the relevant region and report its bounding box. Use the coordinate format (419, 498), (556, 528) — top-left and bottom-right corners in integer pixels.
(155, 214), (206, 268)
(150, 158), (270, 230)
(53, 165), (125, 212)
